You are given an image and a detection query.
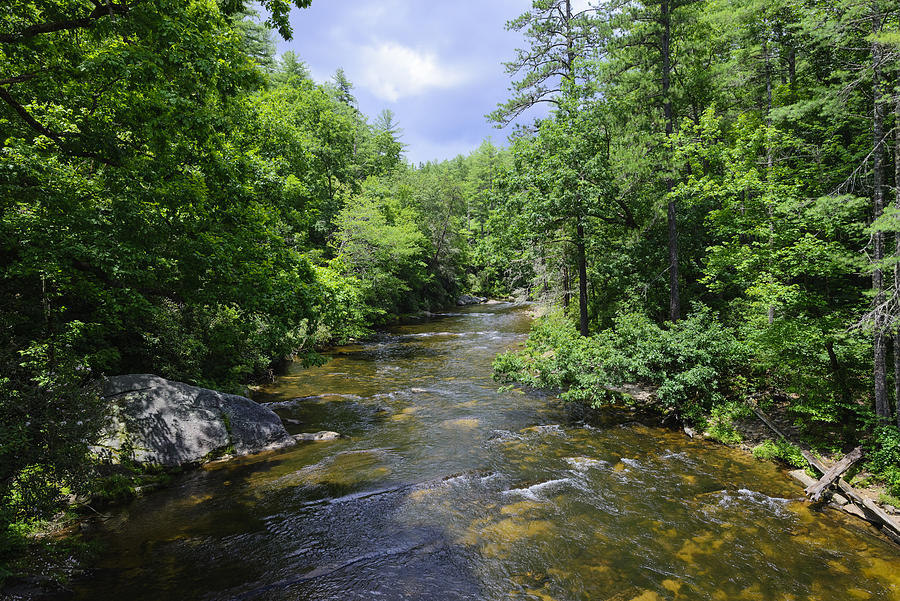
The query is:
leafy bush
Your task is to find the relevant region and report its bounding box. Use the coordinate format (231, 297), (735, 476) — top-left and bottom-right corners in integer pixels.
(751, 439), (808, 469)
(865, 425), (900, 497)
(92, 474), (138, 505)
(311, 264), (370, 343)
(704, 401), (752, 445)
(0, 339), (104, 579)
(494, 305), (749, 421)
(878, 492), (900, 508)
(492, 311), (612, 403)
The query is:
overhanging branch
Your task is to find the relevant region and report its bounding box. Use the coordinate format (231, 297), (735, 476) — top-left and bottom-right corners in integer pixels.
(0, 2), (138, 44)
(0, 86), (121, 166)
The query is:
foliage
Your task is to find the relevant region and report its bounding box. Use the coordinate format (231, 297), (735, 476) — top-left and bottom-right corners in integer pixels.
(494, 306), (749, 419)
(332, 177), (428, 320)
(878, 492), (900, 509)
(489, 0), (605, 126)
(2, 0), (512, 563)
(492, 311), (599, 394)
(865, 426), (900, 497)
(0, 351), (103, 579)
(487, 0), (899, 487)
(0, 0), (436, 574)
(0, 349), (103, 517)
(751, 439), (809, 470)
(704, 401), (753, 446)
(5, 0), (900, 581)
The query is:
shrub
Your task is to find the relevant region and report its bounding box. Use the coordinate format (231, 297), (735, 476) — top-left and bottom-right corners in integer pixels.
(494, 305), (749, 421)
(878, 492), (900, 508)
(0, 341), (104, 581)
(704, 401), (752, 445)
(865, 425), (900, 497)
(751, 439), (808, 469)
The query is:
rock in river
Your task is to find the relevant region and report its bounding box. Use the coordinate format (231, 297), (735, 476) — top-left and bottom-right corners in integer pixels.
(95, 374), (297, 466)
(295, 431), (341, 441)
(457, 294), (487, 306)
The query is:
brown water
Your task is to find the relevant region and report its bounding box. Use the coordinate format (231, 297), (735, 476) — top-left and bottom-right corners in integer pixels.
(73, 303), (900, 600)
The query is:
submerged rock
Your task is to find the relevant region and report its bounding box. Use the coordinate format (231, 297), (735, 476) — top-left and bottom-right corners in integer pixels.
(295, 431), (341, 441)
(95, 374), (296, 466)
(1, 576), (73, 601)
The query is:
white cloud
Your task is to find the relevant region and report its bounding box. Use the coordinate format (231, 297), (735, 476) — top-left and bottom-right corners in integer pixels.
(569, 0), (594, 14)
(357, 42), (469, 102)
(346, 2), (400, 25)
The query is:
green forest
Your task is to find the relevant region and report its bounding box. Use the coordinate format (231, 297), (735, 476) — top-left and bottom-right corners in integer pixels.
(4, 0), (900, 580)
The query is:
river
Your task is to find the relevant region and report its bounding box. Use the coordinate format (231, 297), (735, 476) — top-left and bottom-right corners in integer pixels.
(73, 302), (900, 600)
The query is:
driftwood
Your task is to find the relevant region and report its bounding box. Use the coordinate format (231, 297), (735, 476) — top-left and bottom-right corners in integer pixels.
(750, 406), (900, 544)
(750, 406), (789, 440)
(805, 446), (863, 502)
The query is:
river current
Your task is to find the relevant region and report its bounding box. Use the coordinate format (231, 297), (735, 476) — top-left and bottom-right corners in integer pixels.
(73, 303), (900, 600)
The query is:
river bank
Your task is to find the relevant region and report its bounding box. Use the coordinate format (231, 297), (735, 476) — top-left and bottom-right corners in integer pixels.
(5, 301), (900, 600)
(557, 377), (900, 546)
(7, 301), (900, 600)
(53, 302), (900, 600)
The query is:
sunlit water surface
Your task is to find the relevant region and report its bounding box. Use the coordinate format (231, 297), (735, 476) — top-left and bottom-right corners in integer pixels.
(73, 303), (900, 600)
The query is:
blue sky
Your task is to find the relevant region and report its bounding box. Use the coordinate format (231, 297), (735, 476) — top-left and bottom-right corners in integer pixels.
(274, 1), (548, 165)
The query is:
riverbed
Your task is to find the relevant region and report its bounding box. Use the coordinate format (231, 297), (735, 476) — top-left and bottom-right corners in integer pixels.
(73, 303), (900, 600)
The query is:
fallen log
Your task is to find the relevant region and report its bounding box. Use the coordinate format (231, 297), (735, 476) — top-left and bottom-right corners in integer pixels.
(752, 406), (900, 544)
(750, 407), (790, 441)
(802, 453), (900, 538)
(805, 446), (863, 502)
(860, 498), (900, 543)
(788, 469), (817, 488)
(800, 449), (823, 472)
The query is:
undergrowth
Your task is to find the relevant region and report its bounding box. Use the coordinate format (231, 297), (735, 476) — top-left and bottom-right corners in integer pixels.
(493, 306), (749, 424)
(751, 439), (809, 469)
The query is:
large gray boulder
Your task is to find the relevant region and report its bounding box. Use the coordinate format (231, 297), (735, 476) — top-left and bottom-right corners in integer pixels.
(456, 294), (487, 306)
(95, 374), (296, 466)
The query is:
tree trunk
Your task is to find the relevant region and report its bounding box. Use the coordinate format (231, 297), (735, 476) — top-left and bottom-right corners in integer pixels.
(563, 262), (571, 310)
(566, 0), (586, 334)
(872, 10), (890, 422)
(667, 199), (680, 322)
(764, 40), (775, 326)
(576, 220), (589, 337)
(894, 84), (900, 429)
(787, 43), (796, 90)
(565, 0), (574, 78)
(826, 340), (851, 405)
(661, 0), (680, 322)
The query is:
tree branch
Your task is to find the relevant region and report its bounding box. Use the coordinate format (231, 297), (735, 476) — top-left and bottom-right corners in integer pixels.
(0, 86), (58, 140)
(0, 2), (138, 44)
(0, 86), (121, 166)
(0, 72), (39, 86)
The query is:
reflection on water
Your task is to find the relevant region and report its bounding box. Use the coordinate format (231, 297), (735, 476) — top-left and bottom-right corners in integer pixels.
(73, 304), (900, 600)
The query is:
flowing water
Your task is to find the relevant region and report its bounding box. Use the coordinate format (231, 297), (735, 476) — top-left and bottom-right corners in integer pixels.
(74, 303), (900, 600)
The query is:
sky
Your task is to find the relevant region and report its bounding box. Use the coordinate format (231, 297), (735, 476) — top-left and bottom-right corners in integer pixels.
(273, 1), (552, 165)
